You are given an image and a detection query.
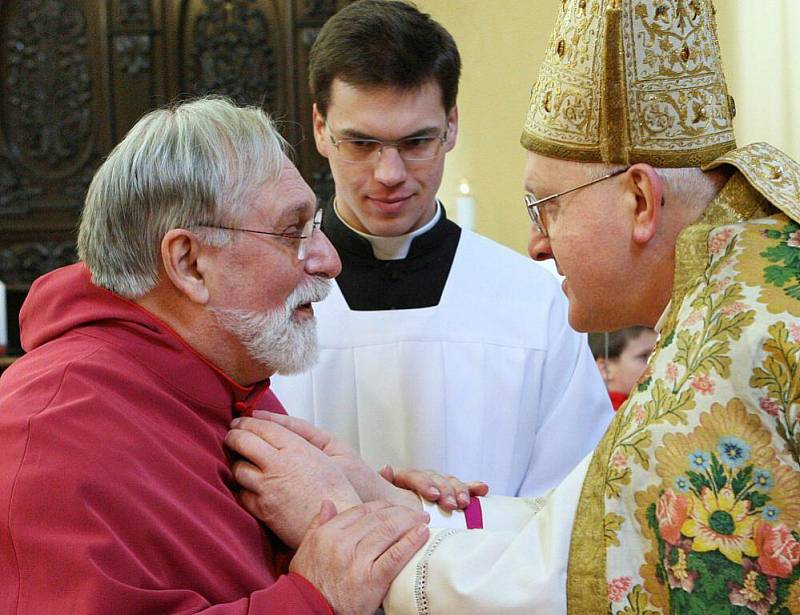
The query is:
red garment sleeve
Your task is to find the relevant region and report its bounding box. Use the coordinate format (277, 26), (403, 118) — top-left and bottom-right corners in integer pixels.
(196, 575), (333, 614)
(4, 544), (334, 615)
(0, 378), (332, 615)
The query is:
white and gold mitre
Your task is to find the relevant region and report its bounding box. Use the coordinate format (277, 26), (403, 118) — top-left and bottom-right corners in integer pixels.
(522, 0), (737, 167)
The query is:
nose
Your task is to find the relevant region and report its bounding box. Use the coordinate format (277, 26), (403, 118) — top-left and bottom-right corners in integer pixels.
(527, 224), (554, 262)
(304, 228), (342, 278)
(372, 146), (407, 186)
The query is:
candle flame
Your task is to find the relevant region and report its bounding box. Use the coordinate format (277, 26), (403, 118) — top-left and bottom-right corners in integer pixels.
(459, 178), (470, 196)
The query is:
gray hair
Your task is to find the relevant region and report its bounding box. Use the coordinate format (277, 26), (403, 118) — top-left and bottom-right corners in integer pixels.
(78, 96), (288, 298)
(582, 162), (721, 215)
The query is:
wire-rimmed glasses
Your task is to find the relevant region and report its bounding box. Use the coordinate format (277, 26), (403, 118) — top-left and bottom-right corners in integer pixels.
(326, 121), (448, 164)
(524, 167), (628, 237)
(199, 208), (323, 260)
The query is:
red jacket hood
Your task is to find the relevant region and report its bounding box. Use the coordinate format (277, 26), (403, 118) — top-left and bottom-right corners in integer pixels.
(18, 263), (284, 414)
(21, 263), (158, 352)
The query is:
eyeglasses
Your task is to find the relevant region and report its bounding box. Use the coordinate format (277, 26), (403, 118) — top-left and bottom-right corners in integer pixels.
(326, 121), (448, 164)
(199, 208), (322, 260)
(524, 167), (628, 237)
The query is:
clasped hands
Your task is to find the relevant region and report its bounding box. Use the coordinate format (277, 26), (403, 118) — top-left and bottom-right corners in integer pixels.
(224, 411), (488, 615)
(225, 411), (488, 548)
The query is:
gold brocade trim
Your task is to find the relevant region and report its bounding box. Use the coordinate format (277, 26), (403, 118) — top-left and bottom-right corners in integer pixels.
(520, 131), (737, 167)
(703, 142), (800, 223)
(600, 6), (628, 164)
(567, 417), (621, 614)
(520, 132), (608, 162)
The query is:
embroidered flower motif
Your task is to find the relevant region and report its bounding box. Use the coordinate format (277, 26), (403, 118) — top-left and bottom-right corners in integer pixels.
(727, 562), (777, 615)
(631, 403), (645, 423)
(607, 576), (632, 602)
(753, 468), (775, 491)
(759, 396), (781, 417)
(641, 400), (800, 611)
(611, 450), (628, 470)
(681, 486), (758, 564)
(665, 362), (679, 381)
(690, 373), (715, 395)
(790, 322), (800, 344)
(688, 450), (711, 471)
(734, 218), (800, 318)
(717, 436), (752, 468)
(762, 505), (781, 522)
(656, 401), (800, 531)
(755, 522), (800, 579)
(656, 489), (691, 545)
(682, 309), (704, 327)
(721, 301), (747, 317)
(675, 476), (692, 493)
(711, 276), (734, 294)
(663, 542), (698, 592)
(709, 228), (734, 254)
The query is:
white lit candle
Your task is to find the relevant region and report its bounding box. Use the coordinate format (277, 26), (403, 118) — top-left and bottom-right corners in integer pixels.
(456, 177), (475, 231)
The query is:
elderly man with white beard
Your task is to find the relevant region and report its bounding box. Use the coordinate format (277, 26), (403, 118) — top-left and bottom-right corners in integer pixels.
(0, 96), (432, 615)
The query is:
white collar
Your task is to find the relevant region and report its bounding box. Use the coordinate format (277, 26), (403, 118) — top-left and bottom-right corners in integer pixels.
(334, 201), (442, 260)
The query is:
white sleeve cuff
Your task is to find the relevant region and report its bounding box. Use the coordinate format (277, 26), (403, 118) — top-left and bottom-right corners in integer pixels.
(422, 499), (468, 530)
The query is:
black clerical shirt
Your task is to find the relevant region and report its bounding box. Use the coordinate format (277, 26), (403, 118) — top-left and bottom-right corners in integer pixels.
(321, 202), (461, 311)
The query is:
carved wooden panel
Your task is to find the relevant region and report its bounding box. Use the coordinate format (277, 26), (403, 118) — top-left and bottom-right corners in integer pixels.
(0, 0), (351, 356)
(0, 242), (78, 288)
(2, 0), (94, 175)
(180, 0), (280, 109)
(0, 0), (105, 229)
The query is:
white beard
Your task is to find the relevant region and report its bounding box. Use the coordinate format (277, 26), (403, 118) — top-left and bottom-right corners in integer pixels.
(209, 276), (331, 375)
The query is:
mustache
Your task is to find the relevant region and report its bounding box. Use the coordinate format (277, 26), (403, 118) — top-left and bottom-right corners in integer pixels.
(286, 276), (331, 310)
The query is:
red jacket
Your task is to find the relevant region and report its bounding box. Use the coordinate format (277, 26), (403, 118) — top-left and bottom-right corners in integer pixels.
(0, 264), (331, 614)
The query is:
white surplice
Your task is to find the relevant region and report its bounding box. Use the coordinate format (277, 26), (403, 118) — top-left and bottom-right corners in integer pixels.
(271, 230), (611, 496)
(384, 455), (590, 615)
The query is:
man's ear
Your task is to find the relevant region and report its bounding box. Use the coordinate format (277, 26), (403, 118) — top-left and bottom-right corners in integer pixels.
(626, 163), (663, 246)
(312, 104), (329, 158)
(160, 229), (210, 305)
(444, 105), (459, 153)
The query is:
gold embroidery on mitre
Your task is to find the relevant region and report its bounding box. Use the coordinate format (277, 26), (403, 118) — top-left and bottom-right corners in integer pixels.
(522, 0), (737, 167)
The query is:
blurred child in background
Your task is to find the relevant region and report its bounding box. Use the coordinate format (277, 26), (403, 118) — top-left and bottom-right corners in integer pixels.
(588, 327), (657, 410)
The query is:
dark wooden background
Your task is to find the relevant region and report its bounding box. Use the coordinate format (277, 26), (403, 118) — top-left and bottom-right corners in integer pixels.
(0, 0), (348, 358)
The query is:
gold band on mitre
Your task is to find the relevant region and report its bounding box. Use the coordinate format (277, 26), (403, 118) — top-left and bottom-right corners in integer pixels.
(522, 0), (737, 167)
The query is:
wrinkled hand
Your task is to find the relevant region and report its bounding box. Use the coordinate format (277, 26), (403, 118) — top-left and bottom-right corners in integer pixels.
(251, 411), (420, 511)
(291, 500), (430, 615)
(378, 466), (489, 512)
(225, 416), (361, 549)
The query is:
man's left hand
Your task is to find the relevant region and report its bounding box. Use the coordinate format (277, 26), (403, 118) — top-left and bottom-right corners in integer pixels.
(250, 411), (422, 511)
(225, 416), (362, 549)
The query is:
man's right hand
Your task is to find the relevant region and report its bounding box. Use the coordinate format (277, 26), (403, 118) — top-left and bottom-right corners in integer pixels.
(291, 500), (430, 615)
